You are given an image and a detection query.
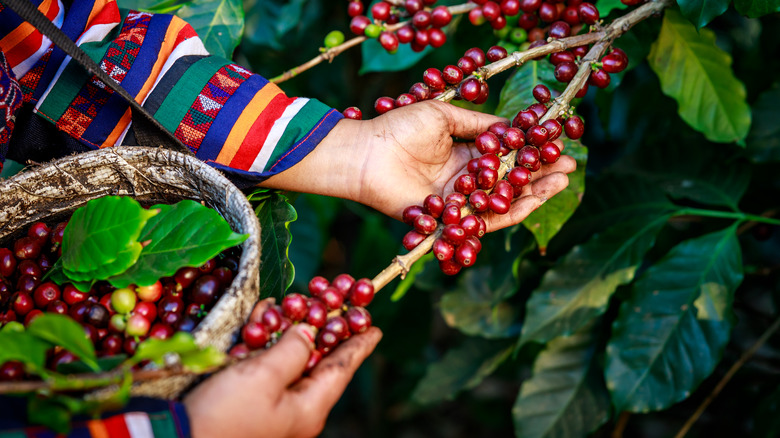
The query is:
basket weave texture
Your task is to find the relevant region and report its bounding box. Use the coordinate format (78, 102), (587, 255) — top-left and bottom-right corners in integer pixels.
(0, 147), (261, 398)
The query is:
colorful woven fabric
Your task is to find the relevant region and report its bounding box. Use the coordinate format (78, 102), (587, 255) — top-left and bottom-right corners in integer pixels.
(0, 51), (22, 173)
(0, 0), (342, 184)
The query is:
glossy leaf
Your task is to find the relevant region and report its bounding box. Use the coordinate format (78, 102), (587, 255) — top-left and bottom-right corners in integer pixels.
(735, 0), (780, 17)
(513, 322), (611, 438)
(243, 0), (308, 50)
(117, 0), (189, 13)
(412, 338), (513, 405)
(27, 397), (74, 434)
(440, 266), (520, 338)
(176, 0), (244, 59)
(677, 0), (730, 28)
(746, 83), (780, 163)
(132, 332), (200, 365)
(288, 194), (339, 289)
(496, 60), (563, 120)
(180, 347), (227, 373)
(28, 314), (99, 371)
(108, 200), (248, 288)
(520, 215), (669, 346)
(522, 139), (587, 253)
(62, 196), (156, 285)
(597, 0), (628, 17)
(648, 10), (751, 144)
(605, 226), (742, 412)
(255, 193), (297, 298)
(0, 331), (50, 373)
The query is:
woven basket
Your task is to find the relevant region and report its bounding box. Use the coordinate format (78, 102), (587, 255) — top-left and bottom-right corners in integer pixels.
(0, 146), (261, 398)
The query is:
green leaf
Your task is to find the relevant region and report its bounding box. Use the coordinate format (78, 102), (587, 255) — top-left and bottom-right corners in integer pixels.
(288, 194), (339, 289)
(522, 139), (587, 252)
(62, 196), (156, 286)
(255, 193), (297, 298)
(0, 321), (24, 333)
(27, 397), (74, 435)
(108, 200), (248, 288)
(243, 0), (307, 50)
(57, 355), (127, 374)
(677, 0), (731, 29)
(28, 314), (99, 371)
(496, 60), (563, 120)
(179, 346), (227, 373)
(117, 0), (189, 14)
(360, 38), (433, 75)
(520, 214), (669, 346)
(647, 9), (751, 143)
(391, 253), (435, 302)
(440, 265), (520, 338)
(513, 322), (611, 438)
(176, 0), (244, 59)
(412, 339), (513, 405)
(605, 226), (742, 412)
(746, 83), (780, 163)
(0, 331), (50, 373)
(735, 0), (780, 16)
(132, 331), (200, 365)
(597, 0), (628, 16)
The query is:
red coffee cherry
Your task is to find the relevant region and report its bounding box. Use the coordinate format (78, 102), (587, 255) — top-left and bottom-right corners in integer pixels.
(433, 238), (455, 261)
(348, 278), (375, 307)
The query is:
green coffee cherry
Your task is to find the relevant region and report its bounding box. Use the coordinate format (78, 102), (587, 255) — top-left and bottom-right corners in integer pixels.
(324, 30), (345, 48)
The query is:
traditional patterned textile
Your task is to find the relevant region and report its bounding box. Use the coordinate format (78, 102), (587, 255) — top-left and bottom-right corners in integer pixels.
(0, 51), (22, 172)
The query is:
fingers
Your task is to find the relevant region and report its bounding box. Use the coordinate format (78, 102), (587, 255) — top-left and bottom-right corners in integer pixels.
(428, 100), (508, 140)
(248, 323), (317, 389)
(287, 327), (383, 412)
(484, 171), (571, 232)
(248, 297), (276, 323)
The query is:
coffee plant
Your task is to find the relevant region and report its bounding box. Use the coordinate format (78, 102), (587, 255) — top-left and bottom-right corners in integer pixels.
(1, 0), (779, 436)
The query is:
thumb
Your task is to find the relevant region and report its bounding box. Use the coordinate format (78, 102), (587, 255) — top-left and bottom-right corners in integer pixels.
(429, 100), (508, 140)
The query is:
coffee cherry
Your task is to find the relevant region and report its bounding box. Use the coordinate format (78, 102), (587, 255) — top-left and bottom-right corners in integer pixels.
(101, 334), (123, 356)
(414, 214), (438, 235)
(395, 93), (417, 107)
(374, 97), (395, 115)
(348, 278), (375, 307)
(174, 267), (200, 289)
(317, 330), (340, 351)
(487, 45), (508, 62)
(423, 68), (446, 90)
(331, 273), (355, 297)
(433, 238), (455, 261)
(478, 153), (501, 170)
(501, 0), (521, 14)
(133, 301), (157, 322)
(307, 298), (328, 328)
(548, 20), (571, 39)
(578, 2), (599, 24)
(482, 1), (502, 20)
(17, 260), (41, 278)
(494, 180), (514, 200)
(13, 292), (34, 316)
(540, 141), (561, 163)
(371, 1), (391, 20)
(507, 166), (533, 188)
(518, 145), (541, 169)
(345, 307), (372, 334)
(324, 30), (345, 48)
(455, 174), (477, 195)
(110, 287), (136, 314)
(0, 361), (24, 381)
(475, 131), (501, 155)
(468, 7), (486, 25)
(191, 275), (220, 306)
(513, 109), (538, 130)
(409, 82), (431, 101)
(347, 1), (364, 17)
(343, 107), (363, 120)
(282, 293), (309, 321)
(459, 215), (480, 236)
(602, 53), (627, 73)
(464, 47), (486, 67)
(405, 0), (423, 13)
(320, 287), (344, 310)
(474, 81), (490, 105)
(423, 194), (446, 218)
(464, 236), (483, 253)
(28, 222), (50, 242)
(500, 127), (524, 149)
(562, 6), (581, 25)
(261, 307), (283, 332)
(308, 276), (329, 297)
(149, 323), (175, 340)
(477, 167), (499, 189)
(554, 61), (577, 83)
(526, 125), (550, 146)
(14, 237), (42, 260)
(379, 31), (399, 53)
(242, 321), (270, 349)
(488, 194), (511, 214)
(426, 5), (450, 27)
(350, 15), (371, 35)
(532, 84), (552, 103)
(69, 302), (90, 323)
(199, 258), (217, 274)
(455, 243), (478, 267)
(550, 51), (575, 66)
(564, 116), (584, 139)
(542, 119), (562, 141)
(402, 230), (427, 250)
(456, 78), (481, 103)
(442, 65), (464, 84)
(412, 10), (432, 29)
(413, 29), (430, 48)
(445, 192), (468, 208)
(469, 190), (490, 212)
(572, 45), (589, 58)
(86, 304), (110, 328)
(589, 68), (611, 88)
(0, 248), (16, 278)
(489, 122), (510, 137)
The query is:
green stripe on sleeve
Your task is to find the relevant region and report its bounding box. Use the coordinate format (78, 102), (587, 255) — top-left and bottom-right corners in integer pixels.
(0, 431), (27, 438)
(148, 410), (181, 438)
(152, 56), (229, 133)
(263, 98), (332, 171)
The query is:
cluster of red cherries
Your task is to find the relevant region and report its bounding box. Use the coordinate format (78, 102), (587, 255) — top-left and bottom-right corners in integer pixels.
(399, 83), (584, 275)
(233, 274), (374, 372)
(547, 46), (629, 97)
(0, 220), (239, 381)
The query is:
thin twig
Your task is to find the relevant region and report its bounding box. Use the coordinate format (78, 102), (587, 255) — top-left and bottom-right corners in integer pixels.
(674, 315), (780, 438)
(372, 0), (671, 293)
(270, 3), (477, 84)
(612, 412), (632, 438)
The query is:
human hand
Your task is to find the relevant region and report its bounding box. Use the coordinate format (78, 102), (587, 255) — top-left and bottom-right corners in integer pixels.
(263, 100), (576, 232)
(184, 299), (382, 438)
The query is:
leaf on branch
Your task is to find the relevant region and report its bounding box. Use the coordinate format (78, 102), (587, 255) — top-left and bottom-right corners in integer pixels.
(0, 331), (51, 373)
(522, 139), (587, 253)
(677, 0), (730, 29)
(61, 196), (156, 288)
(288, 194), (339, 290)
(597, 0), (628, 17)
(392, 252), (435, 302)
(254, 192), (297, 298)
(27, 314), (99, 371)
(107, 200), (248, 288)
(519, 214), (669, 347)
(27, 396), (75, 435)
(440, 265), (520, 338)
(411, 338), (513, 405)
(605, 225), (742, 412)
(496, 61), (564, 121)
(735, 0), (780, 17)
(513, 321), (611, 438)
(746, 83), (780, 163)
(648, 10), (751, 144)
(176, 0), (245, 59)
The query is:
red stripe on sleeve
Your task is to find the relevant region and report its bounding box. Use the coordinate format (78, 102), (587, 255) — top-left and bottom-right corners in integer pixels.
(228, 93), (294, 170)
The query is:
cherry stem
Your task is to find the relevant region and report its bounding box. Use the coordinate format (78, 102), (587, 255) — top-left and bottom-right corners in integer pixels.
(371, 0), (672, 293)
(270, 3), (478, 84)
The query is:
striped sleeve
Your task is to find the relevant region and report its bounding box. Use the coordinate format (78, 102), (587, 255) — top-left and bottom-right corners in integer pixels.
(0, 0), (343, 185)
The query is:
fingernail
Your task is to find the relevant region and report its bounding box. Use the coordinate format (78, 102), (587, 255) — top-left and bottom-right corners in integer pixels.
(296, 323), (317, 347)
